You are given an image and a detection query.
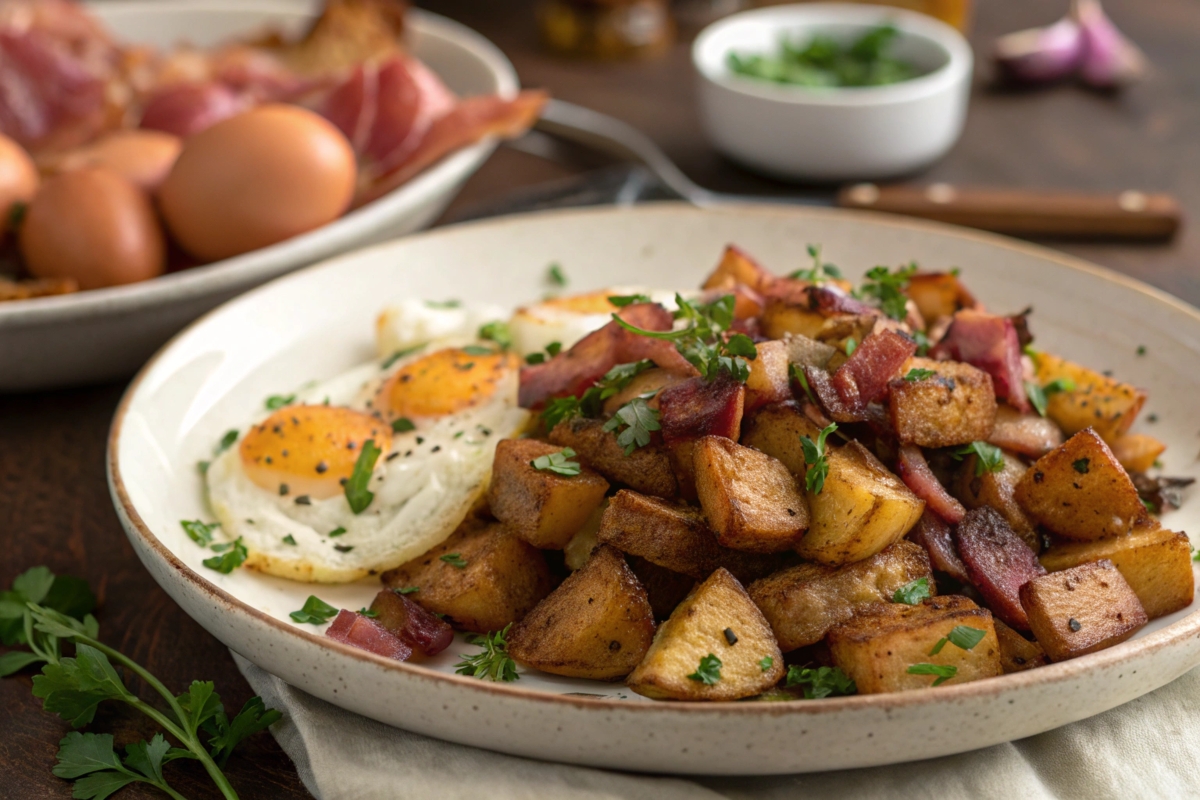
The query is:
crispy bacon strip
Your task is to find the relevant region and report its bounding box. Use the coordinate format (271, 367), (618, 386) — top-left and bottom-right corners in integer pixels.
(907, 509), (969, 583)
(658, 375), (745, 446)
(831, 329), (917, 413)
(954, 507), (1045, 630)
(896, 444), (966, 524)
(518, 302), (697, 409)
(930, 309), (1030, 413)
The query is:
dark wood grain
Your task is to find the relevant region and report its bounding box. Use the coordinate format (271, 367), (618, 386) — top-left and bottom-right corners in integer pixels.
(3, 0), (1199, 797)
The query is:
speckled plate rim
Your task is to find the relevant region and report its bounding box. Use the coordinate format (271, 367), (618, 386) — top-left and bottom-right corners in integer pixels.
(108, 202), (1200, 719)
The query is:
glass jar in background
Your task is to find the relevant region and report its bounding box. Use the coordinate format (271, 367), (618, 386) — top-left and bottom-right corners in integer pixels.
(752, 0), (971, 32)
(538, 0), (676, 59)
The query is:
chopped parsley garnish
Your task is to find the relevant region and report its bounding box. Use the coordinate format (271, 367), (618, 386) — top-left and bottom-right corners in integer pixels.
(611, 293), (757, 383)
(907, 662), (957, 686)
(540, 396), (583, 430)
(727, 24), (917, 88)
(686, 653), (723, 685)
(328, 527), (347, 538)
(392, 417), (416, 433)
(844, 337), (857, 356)
(801, 423), (838, 493)
(531, 447), (582, 477)
(759, 656), (774, 672)
(381, 344), (424, 370)
(440, 553), (468, 569)
(1026, 377), (1076, 416)
(602, 397), (661, 455)
(857, 263), (917, 321)
(547, 263), (567, 288)
(214, 429), (239, 455)
(394, 586), (420, 595)
(789, 244), (843, 282)
(289, 595), (338, 624)
(455, 624), (518, 681)
(929, 625), (986, 655)
(202, 537), (247, 574)
(608, 293), (653, 307)
(1137, 345), (1146, 356)
(265, 393), (295, 410)
(180, 520), (220, 547)
(790, 362), (818, 405)
(913, 330), (931, 357)
(334, 545), (354, 553)
(893, 577), (931, 605)
(524, 341), (563, 365)
(425, 299), (462, 309)
(358, 608), (378, 618)
(954, 441), (1005, 476)
(785, 665), (857, 698)
(478, 320), (513, 350)
(1073, 458), (1090, 474)
(904, 368), (936, 382)
(461, 345), (494, 356)
(343, 439), (382, 514)
(282, 535), (297, 546)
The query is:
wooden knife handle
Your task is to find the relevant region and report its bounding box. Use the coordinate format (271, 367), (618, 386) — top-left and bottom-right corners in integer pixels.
(836, 183), (1182, 240)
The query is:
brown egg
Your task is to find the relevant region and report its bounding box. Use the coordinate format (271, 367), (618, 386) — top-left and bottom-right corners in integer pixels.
(20, 168), (166, 290)
(55, 130), (183, 192)
(158, 104), (357, 262)
(0, 134), (39, 234)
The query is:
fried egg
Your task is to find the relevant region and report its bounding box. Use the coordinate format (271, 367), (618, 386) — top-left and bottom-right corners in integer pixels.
(205, 344), (528, 583)
(508, 288), (680, 358)
(375, 298), (507, 360)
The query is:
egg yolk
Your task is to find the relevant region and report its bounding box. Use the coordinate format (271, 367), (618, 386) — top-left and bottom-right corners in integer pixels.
(524, 290), (620, 316)
(375, 347), (517, 420)
(240, 405), (392, 500)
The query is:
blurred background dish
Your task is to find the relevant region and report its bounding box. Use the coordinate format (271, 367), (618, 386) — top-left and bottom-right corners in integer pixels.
(0, 0), (525, 391)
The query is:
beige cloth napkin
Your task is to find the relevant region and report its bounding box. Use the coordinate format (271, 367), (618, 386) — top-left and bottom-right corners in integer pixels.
(234, 653), (1196, 800)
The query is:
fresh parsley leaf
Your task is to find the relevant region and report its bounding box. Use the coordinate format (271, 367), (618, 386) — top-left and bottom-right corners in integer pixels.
(858, 263), (917, 321)
(265, 393), (295, 410)
(381, 344), (425, 370)
(612, 294), (754, 383)
(214, 429), (238, 455)
(282, 535), (297, 546)
(1027, 377), (1076, 416)
(758, 656), (774, 672)
(425, 299), (462, 309)
(202, 538), (247, 574)
(359, 608), (378, 618)
(203, 695), (282, 767)
(440, 553), (468, 569)
(180, 520), (220, 547)
(546, 263), (567, 287)
(913, 330), (931, 357)
(462, 345), (493, 356)
(328, 527), (347, 538)
(946, 625), (986, 652)
(478, 320), (513, 350)
(789, 244), (842, 282)
(0, 651), (44, 676)
(907, 662), (957, 686)
(953, 441), (1005, 476)
(546, 342), (563, 358)
(540, 396), (582, 430)
(344, 438), (382, 514)
(395, 587), (420, 595)
(1137, 345), (1146, 356)
(392, 417), (416, 433)
(455, 624), (519, 681)
(789, 363), (818, 405)
(289, 596), (338, 625)
(904, 368), (936, 382)
(608, 293), (653, 307)
(525, 352), (546, 365)
(845, 337), (857, 356)
(686, 653), (722, 685)
(800, 423), (838, 493)
(893, 577), (931, 605)
(785, 665), (856, 698)
(602, 397), (661, 456)
(123, 734), (171, 784)
(531, 447), (582, 477)
(1073, 457), (1090, 474)
(51, 731), (127, 779)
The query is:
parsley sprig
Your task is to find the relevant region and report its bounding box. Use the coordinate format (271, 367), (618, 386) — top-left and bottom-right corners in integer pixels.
(539, 360), (657, 431)
(903, 368), (936, 382)
(455, 624), (519, 682)
(531, 447), (582, 476)
(202, 538), (247, 574)
(344, 439), (382, 514)
(289, 595), (339, 625)
(611, 294), (758, 383)
(478, 321), (513, 350)
(789, 244), (842, 282)
(857, 263), (917, 321)
(785, 665), (857, 698)
(1026, 377), (1076, 417)
(953, 441), (1005, 476)
(893, 577), (932, 605)
(687, 653), (723, 685)
(801, 423), (838, 493)
(602, 397), (662, 456)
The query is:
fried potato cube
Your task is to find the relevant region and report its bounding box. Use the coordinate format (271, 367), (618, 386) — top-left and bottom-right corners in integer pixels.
(888, 357), (996, 448)
(596, 490), (780, 583)
(827, 595), (1002, 694)
(904, 272), (976, 326)
(693, 436), (809, 553)
(993, 618), (1049, 674)
(550, 417), (677, 499)
(740, 401), (823, 477)
(1033, 352), (1147, 442)
(601, 367), (685, 416)
(748, 540), (934, 651)
(626, 568), (784, 701)
(797, 441), (925, 566)
(562, 502), (606, 571)
(1014, 428), (1147, 541)
(1019, 560), (1148, 662)
(381, 520), (552, 634)
(1110, 433), (1166, 474)
(953, 449), (1039, 552)
(628, 556), (696, 620)
(487, 438), (610, 549)
(701, 244), (775, 294)
(508, 545), (655, 680)
(744, 339), (792, 411)
(1040, 523), (1194, 620)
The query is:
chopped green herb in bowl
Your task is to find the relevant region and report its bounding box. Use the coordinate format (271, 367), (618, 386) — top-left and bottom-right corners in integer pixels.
(727, 25), (919, 88)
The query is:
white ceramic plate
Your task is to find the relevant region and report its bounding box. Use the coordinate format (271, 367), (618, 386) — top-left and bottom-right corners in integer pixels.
(109, 204), (1200, 775)
(0, 0), (519, 392)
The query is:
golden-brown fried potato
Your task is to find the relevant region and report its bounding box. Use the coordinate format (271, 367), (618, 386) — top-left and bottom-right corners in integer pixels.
(953, 449), (1039, 552)
(748, 540), (934, 651)
(744, 339), (792, 410)
(626, 568), (784, 701)
(993, 618), (1049, 673)
(1040, 523), (1194, 620)
(760, 284), (873, 343)
(1032, 352), (1147, 443)
(628, 556), (696, 620)
(693, 436), (809, 553)
(596, 490), (780, 583)
(1110, 433), (1166, 474)
(601, 368), (683, 416)
(798, 441), (925, 566)
(1014, 428), (1147, 541)
(562, 501), (606, 571)
(549, 417), (677, 499)
(701, 244), (775, 294)
(740, 401), (823, 477)
(828, 595), (1001, 694)
(508, 545), (655, 680)
(904, 272), (976, 326)
(1019, 560), (1148, 662)
(487, 438), (610, 549)
(381, 520), (552, 633)
(783, 332), (837, 370)
(888, 357), (996, 448)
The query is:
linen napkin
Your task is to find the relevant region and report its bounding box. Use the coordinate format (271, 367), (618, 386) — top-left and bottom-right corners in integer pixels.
(235, 653), (1200, 800)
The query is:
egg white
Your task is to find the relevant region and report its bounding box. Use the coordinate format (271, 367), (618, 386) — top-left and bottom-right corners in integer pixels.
(376, 299), (507, 359)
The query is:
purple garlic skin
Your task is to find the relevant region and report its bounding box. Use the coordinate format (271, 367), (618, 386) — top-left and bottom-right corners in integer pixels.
(1074, 0), (1147, 89)
(994, 15), (1084, 85)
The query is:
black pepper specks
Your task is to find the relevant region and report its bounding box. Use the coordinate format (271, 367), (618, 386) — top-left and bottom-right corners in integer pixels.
(724, 628), (738, 645)
(279, 483), (289, 496)
(316, 461), (328, 474)
(1068, 618), (1082, 632)
(295, 495), (311, 505)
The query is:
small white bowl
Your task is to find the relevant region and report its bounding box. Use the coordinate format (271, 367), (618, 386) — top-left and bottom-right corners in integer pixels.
(692, 3), (973, 183)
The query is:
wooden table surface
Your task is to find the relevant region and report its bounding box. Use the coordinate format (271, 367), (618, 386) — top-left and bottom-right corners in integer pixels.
(3, 0), (1197, 797)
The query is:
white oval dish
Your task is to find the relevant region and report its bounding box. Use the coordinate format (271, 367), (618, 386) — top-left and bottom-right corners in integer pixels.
(692, 3), (972, 182)
(110, 203), (1200, 775)
(0, 0), (519, 392)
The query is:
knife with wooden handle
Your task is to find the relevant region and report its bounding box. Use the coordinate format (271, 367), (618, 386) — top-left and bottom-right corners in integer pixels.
(836, 183), (1182, 240)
